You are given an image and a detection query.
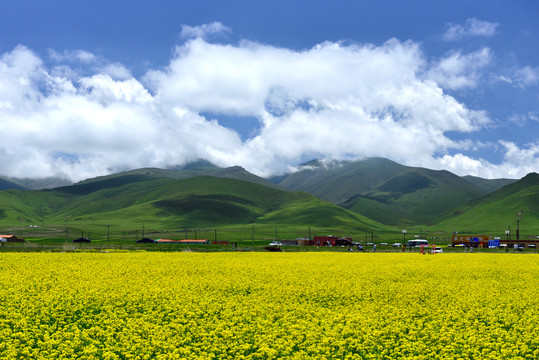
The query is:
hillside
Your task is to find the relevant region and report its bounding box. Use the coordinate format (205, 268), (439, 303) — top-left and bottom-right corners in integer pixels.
(462, 175), (516, 193)
(10, 160), (281, 191)
(78, 164), (282, 190)
(275, 158), (487, 226)
(275, 158), (406, 203)
(0, 178), (28, 191)
(0, 174), (388, 231)
(1, 158), (528, 231)
(433, 172), (539, 233)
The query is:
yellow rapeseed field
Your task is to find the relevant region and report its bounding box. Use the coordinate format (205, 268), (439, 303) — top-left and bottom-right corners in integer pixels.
(0, 252), (537, 359)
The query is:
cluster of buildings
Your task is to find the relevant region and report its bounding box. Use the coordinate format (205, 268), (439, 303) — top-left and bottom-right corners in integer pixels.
(451, 234), (538, 249)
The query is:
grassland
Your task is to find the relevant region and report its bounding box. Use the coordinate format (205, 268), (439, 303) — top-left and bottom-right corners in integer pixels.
(434, 173), (539, 233)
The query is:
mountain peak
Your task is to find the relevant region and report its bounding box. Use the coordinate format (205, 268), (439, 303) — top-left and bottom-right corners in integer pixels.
(168, 159), (218, 171)
(522, 172), (539, 181)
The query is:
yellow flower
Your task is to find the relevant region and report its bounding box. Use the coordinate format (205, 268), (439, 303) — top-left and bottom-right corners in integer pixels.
(0, 253), (536, 358)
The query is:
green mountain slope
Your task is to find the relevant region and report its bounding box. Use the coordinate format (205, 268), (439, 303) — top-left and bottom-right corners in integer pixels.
(276, 158), (487, 226)
(3, 159), (279, 191)
(69, 162), (281, 190)
(462, 175), (516, 193)
(0, 186), (76, 225)
(4, 176), (72, 190)
(277, 158), (406, 203)
(0, 174), (388, 231)
(433, 172), (539, 233)
(0, 178), (28, 191)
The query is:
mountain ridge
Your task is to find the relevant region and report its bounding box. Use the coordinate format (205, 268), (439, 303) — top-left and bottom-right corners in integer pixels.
(274, 158), (493, 226)
(1, 158), (530, 231)
(0, 174), (388, 231)
(433, 172), (539, 232)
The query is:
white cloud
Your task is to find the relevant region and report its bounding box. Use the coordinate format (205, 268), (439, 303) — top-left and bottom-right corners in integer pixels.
(100, 63), (132, 80)
(48, 49), (97, 63)
(0, 32), (536, 182)
(443, 18), (499, 41)
(509, 112), (539, 126)
(0, 45), (44, 109)
(514, 66), (539, 88)
(433, 141), (539, 179)
(427, 48), (492, 90)
(180, 22), (231, 39)
(0, 45), (242, 181)
(144, 37), (496, 176)
(79, 74), (152, 105)
(48, 49), (132, 80)
(438, 153), (486, 175)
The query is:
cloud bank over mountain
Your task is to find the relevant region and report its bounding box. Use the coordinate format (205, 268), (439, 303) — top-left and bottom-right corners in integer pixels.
(0, 24), (537, 181)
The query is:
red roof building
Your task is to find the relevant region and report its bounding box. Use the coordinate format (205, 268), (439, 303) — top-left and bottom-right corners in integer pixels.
(0, 235), (24, 242)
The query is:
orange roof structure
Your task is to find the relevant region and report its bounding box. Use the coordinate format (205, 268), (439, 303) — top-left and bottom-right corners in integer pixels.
(156, 239), (209, 244)
(0, 235), (24, 242)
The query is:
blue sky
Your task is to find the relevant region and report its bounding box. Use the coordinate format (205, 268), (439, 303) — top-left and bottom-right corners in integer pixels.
(0, 0), (537, 181)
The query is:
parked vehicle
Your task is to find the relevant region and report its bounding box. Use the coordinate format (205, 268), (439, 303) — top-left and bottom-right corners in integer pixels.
(334, 238), (354, 247)
(406, 239), (429, 247)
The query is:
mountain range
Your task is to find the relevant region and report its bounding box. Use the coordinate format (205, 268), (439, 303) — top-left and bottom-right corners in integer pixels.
(0, 166), (387, 231)
(1, 157), (536, 233)
(271, 158), (516, 226)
